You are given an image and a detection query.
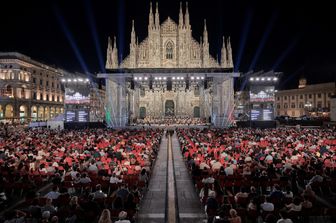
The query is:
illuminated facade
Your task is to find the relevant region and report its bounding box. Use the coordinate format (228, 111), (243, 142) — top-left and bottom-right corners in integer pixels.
(275, 78), (335, 117)
(102, 2), (237, 127)
(0, 52), (64, 122)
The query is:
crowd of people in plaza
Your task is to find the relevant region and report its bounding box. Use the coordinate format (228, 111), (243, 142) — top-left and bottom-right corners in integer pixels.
(0, 127), (163, 223)
(177, 127), (336, 223)
(1, 123), (336, 223)
(134, 116), (208, 126)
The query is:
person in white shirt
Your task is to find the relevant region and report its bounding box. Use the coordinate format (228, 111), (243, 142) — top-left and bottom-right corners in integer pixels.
(114, 211), (131, 223)
(79, 173), (91, 184)
(110, 174), (123, 184)
(45, 186), (61, 200)
(88, 160), (98, 174)
(261, 197), (275, 212)
(276, 210), (293, 223)
(224, 164), (234, 175)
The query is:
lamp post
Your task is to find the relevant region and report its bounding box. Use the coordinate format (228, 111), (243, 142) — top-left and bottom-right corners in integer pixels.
(304, 102), (312, 117)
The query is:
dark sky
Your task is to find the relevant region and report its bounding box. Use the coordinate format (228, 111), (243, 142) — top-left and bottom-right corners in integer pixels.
(0, 0), (335, 89)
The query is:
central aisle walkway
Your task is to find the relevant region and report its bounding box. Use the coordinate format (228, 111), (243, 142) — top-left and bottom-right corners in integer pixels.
(137, 133), (168, 223)
(171, 132), (206, 223)
(138, 130), (206, 223)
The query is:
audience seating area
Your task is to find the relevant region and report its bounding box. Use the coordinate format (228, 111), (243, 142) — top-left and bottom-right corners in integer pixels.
(0, 127), (163, 223)
(177, 127), (336, 223)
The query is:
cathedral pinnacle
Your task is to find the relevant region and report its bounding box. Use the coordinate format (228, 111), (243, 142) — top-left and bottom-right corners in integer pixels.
(179, 2), (184, 28)
(155, 2), (160, 29)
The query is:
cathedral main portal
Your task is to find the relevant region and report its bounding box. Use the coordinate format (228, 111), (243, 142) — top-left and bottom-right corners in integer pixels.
(165, 100), (175, 116)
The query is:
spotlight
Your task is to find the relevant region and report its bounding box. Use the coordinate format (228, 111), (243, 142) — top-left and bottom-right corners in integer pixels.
(67, 79), (72, 82)
(249, 77), (254, 81)
(181, 77), (184, 80)
(78, 78), (83, 82)
(256, 77), (260, 81)
(134, 77), (138, 80)
(177, 77), (180, 80)
(261, 77), (265, 81)
(163, 77), (167, 80)
(85, 78), (89, 82)
(191, 76), (194, 80)
(155, 77), (158, 80)
(144, 77), (148, 80)
(273, 77), (278, 81)
(61, 79), (66, 82)
(201, 76), (204, 80)
(172, 77), (176, 80)
(159, 77), (162, 80)
(73, 79), (77, 82)
(139, 77), (142, 80)
(267, 77), (271, 81)
(196, 77), (200, 80)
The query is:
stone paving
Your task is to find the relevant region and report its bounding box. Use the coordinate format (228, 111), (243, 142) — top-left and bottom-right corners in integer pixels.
(138, 130), (206, 223)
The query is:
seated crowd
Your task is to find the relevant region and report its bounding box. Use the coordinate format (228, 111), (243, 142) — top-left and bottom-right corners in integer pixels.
(134, 116), (207, 126)
(177, 127), (336, 223)
(0, 128), (163, 223)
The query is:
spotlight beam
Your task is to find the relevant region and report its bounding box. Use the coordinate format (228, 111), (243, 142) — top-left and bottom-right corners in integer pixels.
(84, 0), (106, 73)
(272, 36), (300, 71)
(279, 66), (304, 89)
(117, 0), (125, 62)
(235, 9), (253, 72)
(249, 11), (278, 71)
(53, 5), (90, 74)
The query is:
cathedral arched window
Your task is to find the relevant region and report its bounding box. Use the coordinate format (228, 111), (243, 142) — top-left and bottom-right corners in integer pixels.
(166, 42), (173, 59)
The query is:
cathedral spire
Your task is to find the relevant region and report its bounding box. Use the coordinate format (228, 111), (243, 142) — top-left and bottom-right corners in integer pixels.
(184, 2), (190, 29)
(227, 37), (233, 68)
(155, 2), (160, 29)
(148, 2), (154, 30)
(131, 20), (136, 45)
(110, 36), (118, 68)
(107, 36), (112, 52)
(203, 19), (208, 45)
(106, 36), (112, 68)
(179, 2), (184, 29)
(221, 36), (227, 68)
(113, 36), (117, 49)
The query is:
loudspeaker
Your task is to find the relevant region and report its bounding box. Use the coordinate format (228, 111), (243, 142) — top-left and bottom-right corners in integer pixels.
(204, 79), (208, 89)
(167, 79), (172, 91)
(130, 80), (134, 90)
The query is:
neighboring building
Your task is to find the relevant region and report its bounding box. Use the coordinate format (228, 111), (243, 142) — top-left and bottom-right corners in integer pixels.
(275, 78), (335, 118)
(0, 52), (64, 122)
(331, 96), (336, 122)
(102, 2), (236, 127)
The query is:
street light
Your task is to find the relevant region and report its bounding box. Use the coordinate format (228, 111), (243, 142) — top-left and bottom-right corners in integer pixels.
(304, 102), (312, 116)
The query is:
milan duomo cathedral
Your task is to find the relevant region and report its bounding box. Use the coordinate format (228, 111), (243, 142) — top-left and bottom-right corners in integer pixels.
(106, 2), (233, 69)
(101, 2), (237, 127)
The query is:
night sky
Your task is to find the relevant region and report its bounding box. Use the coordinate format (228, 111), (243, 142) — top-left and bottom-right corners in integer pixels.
(0, 0), (335, 89)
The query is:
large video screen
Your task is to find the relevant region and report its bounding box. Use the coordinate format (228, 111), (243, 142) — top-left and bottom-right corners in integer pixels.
(65, 109), (90, 122)
(251, 109), (274, 121)
(250, 86), (275, 103)
(78, 110), (89, 122)
(65, 84), (90, 104)
(65, 111), (76, 122)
